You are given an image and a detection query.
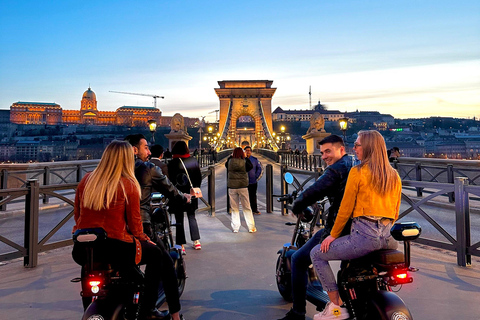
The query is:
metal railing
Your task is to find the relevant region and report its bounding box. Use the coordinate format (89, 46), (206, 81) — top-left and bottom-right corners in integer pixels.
(0, 154), (222, 211)
(271, 164), (480, 267)
(0, 165), (216, 267)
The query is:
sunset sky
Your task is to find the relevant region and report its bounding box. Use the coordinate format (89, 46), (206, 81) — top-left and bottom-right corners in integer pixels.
(1, 0), (478, 122)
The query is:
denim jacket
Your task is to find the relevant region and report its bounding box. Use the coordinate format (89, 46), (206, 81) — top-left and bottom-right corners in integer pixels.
(292, 154), (354, 236)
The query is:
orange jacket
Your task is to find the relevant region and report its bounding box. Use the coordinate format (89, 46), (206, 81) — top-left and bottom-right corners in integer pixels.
(330, 166), (402, 238)
(73, 173), (148, 264)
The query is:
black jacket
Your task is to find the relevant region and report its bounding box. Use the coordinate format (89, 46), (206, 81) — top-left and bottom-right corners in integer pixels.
(167, 156), (202, 210)
(292, 154), (354, 236)
(135, 158), (186, 223)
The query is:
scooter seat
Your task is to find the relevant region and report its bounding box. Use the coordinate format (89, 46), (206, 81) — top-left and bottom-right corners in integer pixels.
(349, 249), (404, 268)
(368, 249), (404, 267)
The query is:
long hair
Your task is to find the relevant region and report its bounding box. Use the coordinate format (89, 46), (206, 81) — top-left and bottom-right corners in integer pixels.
(357, 130), (399, 195)
(232, 147), (245, 159)
(82, 140), (141, 211)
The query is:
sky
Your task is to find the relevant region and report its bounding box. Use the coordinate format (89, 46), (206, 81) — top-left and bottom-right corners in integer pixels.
(0, 0), (479, 122)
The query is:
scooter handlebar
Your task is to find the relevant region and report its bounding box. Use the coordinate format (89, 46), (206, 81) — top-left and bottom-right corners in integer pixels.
(276, 191), (297, 204)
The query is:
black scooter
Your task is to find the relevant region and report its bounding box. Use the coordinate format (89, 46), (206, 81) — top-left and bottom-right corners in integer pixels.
(276, 172), (421, 320)
(72, 193), (186, 320)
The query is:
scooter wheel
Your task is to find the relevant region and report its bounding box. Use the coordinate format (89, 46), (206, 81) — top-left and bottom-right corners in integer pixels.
(276, 255), (292, 301)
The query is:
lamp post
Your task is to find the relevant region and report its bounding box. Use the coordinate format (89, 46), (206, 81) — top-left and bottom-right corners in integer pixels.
(280, 126), (286, 149)
(339, 118), (348, 143)
(198, 126), (204, 152)
(147, 119), (157, 145)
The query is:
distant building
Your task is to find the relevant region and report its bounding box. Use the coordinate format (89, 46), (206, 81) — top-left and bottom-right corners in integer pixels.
(9, 87), (199, 129)
(345, 110), (395, 127)
(10, 87), (161, 127)
(465, 139), (480, 159)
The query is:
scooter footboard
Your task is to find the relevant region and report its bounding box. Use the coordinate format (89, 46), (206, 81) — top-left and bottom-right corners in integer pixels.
(367, 291), (413, 320)
(82, 298), (125, 320)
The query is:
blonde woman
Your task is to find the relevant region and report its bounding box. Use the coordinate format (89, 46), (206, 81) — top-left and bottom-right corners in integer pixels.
(72, 140), (184, 320)
(309, 130), (401, 320)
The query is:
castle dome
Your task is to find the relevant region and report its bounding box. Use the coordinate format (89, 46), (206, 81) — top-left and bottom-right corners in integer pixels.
(82, 87), (96, 101)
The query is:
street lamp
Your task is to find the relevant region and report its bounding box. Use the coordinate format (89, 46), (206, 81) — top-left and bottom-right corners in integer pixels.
(339, 118), (348, 143)
(147, 119), (157, 145)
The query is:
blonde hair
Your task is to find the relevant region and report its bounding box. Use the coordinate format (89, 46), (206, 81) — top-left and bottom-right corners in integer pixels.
(82, 140), (141, 211)
(357, 130), (399, 195)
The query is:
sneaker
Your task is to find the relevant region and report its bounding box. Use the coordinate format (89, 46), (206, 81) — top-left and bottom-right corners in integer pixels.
(249, 228), (257, 233)
(233, 229), (239, 233)
(254, 211), (261, 215)
(278, 308), (305, 320)
(181, 245), (186, 255)
(193, 240), (201, 250)
(313, 302), (349, 320)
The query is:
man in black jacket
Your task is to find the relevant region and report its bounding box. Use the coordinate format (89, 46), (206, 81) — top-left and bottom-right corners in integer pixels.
(279, 135), (354, 320)
(124, 134), (189, 320)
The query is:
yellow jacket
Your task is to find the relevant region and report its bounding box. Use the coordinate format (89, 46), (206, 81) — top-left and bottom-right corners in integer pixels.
(330, 165), (402, 238)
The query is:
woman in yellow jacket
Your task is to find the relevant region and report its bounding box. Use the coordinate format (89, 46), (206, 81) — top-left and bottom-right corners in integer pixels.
(310, 130), (402, 320)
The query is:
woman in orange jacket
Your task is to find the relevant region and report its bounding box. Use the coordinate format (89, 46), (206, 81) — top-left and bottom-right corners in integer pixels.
(309, 130), (402, 320)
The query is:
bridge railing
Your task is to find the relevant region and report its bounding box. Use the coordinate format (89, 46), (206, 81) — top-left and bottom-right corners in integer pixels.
(0, 154), (218, 211)
(270, 163), (480, 267)
(0, 164), (216, 267)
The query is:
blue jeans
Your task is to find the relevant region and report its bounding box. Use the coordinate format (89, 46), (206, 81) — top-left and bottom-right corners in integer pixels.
(290, 228), (326, 315)
(310, 217), (398, 292)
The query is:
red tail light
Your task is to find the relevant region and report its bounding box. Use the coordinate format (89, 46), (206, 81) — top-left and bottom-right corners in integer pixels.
(88, 280), (101, 294)
(395, 273), (408, 280)
(389, 270), (413, 285)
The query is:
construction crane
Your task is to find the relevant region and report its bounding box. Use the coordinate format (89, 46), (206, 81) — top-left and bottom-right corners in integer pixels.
(209, 109), (220, 122)
(109, 91), (164, 109)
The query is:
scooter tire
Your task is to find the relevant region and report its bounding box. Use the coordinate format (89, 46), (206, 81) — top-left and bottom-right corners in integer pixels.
(276, 255), (293, 301)
(175, 256), (187, 298)
(82, 298), (125, 320)
(365, 290), (413, 320)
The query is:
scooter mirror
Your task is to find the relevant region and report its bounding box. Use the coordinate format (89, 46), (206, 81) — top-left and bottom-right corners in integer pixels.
(284, 172), (294, 184)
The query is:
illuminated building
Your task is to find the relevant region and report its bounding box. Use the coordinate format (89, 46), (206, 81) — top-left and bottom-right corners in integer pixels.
(10, 87), (161, 126)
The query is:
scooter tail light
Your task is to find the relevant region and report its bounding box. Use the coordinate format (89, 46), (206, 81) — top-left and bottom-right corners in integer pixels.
(390, 270), (413, 285)
(395, 273), (408, 279)
(89, 280), (101, 294)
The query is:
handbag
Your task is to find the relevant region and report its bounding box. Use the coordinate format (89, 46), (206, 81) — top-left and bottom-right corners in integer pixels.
(179, 158), (203, 198)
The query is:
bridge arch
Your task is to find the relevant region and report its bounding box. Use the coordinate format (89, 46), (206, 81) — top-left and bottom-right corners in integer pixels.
(214, 80), (279, 151)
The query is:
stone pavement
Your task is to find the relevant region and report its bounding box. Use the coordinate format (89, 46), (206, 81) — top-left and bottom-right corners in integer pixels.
(0, 205), (479, 320)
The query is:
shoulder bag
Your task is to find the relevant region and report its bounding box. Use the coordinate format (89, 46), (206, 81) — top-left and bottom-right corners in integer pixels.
(179, 158), (203, 198)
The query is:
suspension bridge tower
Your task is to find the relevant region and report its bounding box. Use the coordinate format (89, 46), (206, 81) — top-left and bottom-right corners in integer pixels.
(214, 80), (279, 151)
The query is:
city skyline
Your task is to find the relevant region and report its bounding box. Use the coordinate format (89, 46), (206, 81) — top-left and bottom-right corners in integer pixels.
(1, 1), (479, 122)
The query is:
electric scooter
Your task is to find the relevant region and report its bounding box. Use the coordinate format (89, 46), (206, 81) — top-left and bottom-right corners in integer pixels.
(72, 193), (186, 320)
(276, 172), (421, 320)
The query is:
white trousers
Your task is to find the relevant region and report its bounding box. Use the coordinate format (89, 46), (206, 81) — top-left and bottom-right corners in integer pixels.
(228, 187), (255, 232)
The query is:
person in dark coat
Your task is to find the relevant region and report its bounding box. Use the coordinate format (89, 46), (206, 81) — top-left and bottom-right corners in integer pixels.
(168, 141), (203, 253)
(244, 146), (262, 215)
(150, 144), (169, 176)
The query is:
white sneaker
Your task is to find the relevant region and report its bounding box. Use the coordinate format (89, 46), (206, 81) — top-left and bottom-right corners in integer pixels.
(313, 302), (350, 320)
